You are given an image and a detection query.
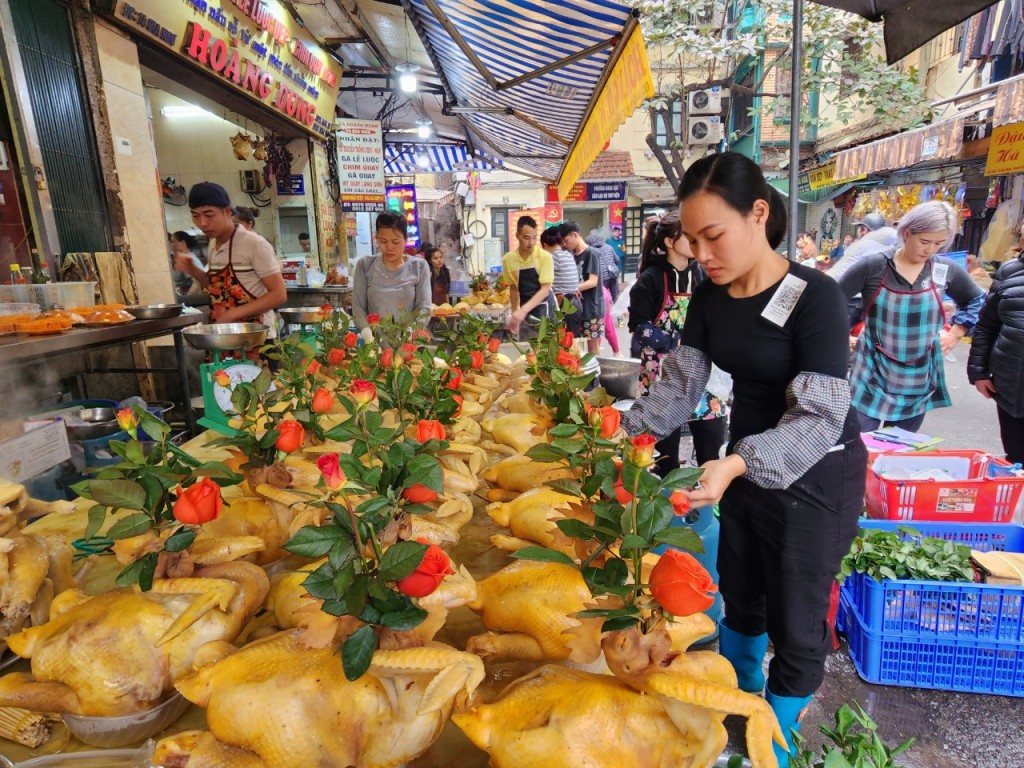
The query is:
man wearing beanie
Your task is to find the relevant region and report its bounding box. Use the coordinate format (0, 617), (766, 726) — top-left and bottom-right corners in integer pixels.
(174, 181), (285, 335)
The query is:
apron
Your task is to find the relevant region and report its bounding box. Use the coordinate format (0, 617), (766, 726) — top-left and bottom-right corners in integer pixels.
(515, 261), (554, 321)
(637, 271), (725, 420)
(207, 227), (264, 361)
(850, 259), (949, 421)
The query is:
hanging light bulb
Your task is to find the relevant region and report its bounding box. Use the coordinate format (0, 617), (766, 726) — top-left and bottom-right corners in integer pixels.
(396, 63), (420, 93)
(416, 118), (432, 139)
(415, 152), (430, 169)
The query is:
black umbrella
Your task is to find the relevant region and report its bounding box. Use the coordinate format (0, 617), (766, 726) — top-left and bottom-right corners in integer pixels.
(813, 0), (1001, 64)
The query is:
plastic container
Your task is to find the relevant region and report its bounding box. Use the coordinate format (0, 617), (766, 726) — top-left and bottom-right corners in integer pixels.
(0, 282), (96, 310)
(62, 692), (191, 748)
(0, 302), (40, 315)
(840, 520), (1024, 696)
(865, 449), (1024, 522)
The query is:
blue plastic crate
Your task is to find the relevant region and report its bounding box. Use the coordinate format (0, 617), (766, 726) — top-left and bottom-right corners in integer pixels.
(842, 595), (1024, 697)
(842, 521), (1024, 642)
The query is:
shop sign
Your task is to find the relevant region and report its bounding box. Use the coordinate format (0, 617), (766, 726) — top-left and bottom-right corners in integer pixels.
(985, 122), (1024, 176)
(276, 174), (304, 195)
(386, 185), (420, 248)
(311, 142), (337, 260)
(546, 182), (626, 203)
(106, 1), (342, 139)
(337, 119), (386, 213)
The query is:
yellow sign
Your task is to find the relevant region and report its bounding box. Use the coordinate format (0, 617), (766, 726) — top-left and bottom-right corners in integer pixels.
(807, 162), (866, 190)
(557, 25), (654, 200)
(986, 122), (1024, 176)
(107, 0), (342, 139)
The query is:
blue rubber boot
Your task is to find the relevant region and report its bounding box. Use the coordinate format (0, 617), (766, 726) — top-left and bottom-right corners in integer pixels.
(765, 689), (814, 768)
(717, 623), (768, 693)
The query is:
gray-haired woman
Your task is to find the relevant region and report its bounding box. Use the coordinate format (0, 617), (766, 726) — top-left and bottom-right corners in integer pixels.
(837, 201), (985, 431)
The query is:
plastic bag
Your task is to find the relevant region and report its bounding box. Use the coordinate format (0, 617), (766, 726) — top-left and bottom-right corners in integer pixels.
(979, 199), (1022, 264)
(611, 281), (632, 317)
(706, 365), (732, 402)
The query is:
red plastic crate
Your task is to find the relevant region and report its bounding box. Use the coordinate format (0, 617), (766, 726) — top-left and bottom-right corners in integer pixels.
(865, 450), (1024, 523)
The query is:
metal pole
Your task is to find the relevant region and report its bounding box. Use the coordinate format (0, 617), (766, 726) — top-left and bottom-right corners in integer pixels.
(787, 0), (803, 260)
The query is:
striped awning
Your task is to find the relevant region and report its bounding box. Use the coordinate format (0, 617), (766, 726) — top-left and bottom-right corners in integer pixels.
(383, 143), (503, 174)
(402, 0), (653, 196)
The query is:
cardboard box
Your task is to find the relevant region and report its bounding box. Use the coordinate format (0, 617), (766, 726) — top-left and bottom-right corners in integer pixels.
(0, 419), (71, 483)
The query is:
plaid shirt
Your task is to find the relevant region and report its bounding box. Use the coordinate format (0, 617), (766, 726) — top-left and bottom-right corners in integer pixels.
(624, 345), (852, 489)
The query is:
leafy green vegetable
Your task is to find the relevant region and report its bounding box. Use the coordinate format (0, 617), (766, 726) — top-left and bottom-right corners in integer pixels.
(840, 527), (975, 584)
(790, 702), (915, 768)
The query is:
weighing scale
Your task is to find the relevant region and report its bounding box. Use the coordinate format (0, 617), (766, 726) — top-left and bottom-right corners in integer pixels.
(278, 306), (327, 347)
(182, 322), (270, 436)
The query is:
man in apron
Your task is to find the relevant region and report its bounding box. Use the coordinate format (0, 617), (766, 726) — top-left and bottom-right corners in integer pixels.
(503, 215), (554, 340)
(174, 182), (287, 336)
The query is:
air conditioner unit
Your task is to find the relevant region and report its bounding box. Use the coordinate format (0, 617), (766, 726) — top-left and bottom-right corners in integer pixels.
(687, 116), (723, 145)
(240, 169), (266, 194)
(688, 87), (722, 115)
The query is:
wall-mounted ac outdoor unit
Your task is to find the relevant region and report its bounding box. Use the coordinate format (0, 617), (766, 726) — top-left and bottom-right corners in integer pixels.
(687, 116), (723, 145)
(687, 86), (722, 115)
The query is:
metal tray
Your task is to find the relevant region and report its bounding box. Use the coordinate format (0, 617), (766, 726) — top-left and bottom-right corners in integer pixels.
(279, 306), (326, 324)
(124, 304), (182, 320)
(181, 323), (269, 351)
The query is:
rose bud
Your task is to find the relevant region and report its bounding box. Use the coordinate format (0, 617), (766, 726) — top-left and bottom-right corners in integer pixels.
(395, 540), (454, 598)
(487, 337), (500, 353)
(627, 434), (658, 468)
(402, 483), (438, 504)
(556, 349), (580, 372)
(214, 369), (231, 388)
(560, 330), (574, 349)
(379, 347), (394, 368)
(173, 477), (224, 525)
(648, 550), (717, 617)
(367, 313), (381, 327)
(305, 359), (321, 376)
(344, 331), (359, 348)
(349, 379), (377, 406)
(401, 342), (417, 360)
(316, 453), (346, 490)
(452, 394), (463, 418)
(597, 405), (621, 439)
(417, 419), (446, 443)
(469, 351), (484, 370)
(274, 419), (305, 453)
(445, 368), (464, 390)
(328, 348), (345, 366)
(669, 490), (691, 516)
(311, 387), (334, 414)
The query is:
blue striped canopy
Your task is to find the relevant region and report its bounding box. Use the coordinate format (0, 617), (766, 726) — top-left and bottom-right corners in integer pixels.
(384, 143), (503, 174)
(403, 0), (637, 180)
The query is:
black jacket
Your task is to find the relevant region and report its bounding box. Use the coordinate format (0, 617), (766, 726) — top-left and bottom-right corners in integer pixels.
(628, 260), (704, 354)
(968, 255), (1022, 416)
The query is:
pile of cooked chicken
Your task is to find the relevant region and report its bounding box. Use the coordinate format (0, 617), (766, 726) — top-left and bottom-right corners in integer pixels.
(0, 350), (783, 768)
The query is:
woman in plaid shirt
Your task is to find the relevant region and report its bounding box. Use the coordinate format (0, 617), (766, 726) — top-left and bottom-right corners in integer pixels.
(837, 201), (984, 432)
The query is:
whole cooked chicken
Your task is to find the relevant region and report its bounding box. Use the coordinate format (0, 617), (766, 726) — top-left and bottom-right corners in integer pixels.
(480, 413), (552, 455)
(158, 630), (484, 768)
(481, 456), (575, 493)
(486, 487), (590, 556)
(0, 561), (269, 716)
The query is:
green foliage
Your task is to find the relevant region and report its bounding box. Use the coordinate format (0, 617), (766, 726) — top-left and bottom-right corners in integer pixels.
(839, 527), (976, 584)
(74, 406), (241, 591)
(790, 702), (915, 768)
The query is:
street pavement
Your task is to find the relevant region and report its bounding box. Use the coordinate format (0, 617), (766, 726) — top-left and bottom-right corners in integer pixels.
(603, 314), (1019, 767)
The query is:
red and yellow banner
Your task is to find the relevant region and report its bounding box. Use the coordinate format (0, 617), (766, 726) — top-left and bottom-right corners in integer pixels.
(556, 25), (654, 200)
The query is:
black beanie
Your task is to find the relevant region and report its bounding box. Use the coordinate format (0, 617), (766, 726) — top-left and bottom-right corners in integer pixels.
(188, 181), (231, 209)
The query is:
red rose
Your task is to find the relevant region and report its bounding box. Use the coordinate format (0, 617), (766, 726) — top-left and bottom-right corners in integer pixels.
(305, 359), (321, 375)
(628, 433), (657, 468)
(350, 379), (377, 406)
(380, 347), (394, 369)
(214, 369), (231, 388)
(311, 387), (334, 414)
(328, 348), (345, 366)
(401, 343), (417, 360)
(556, 349), (580, 372)
(444, 368), (464, 390)
(317, 453), (345, 490)
(487, 337), (500, 353)
(275, 419), (305, 453)
(395, 539), (454, 598)
(469, 351), (484, 370)
(669, 490), (691, 516)
(452, 394), (463, 418)
(412, 328), (432, 342)
(594, 405), (621, 439)
(560, 330), (574, 349)
(648, 550), (717, 617)
(417, 419), (446, 443)
(402, 483), (438, 504)
(367, 313), (381, 327)
(173, 477), (223, 525)
(320, 303), (332, 315)
(477, 333), (488, 345)
(344, 331), (359, 348)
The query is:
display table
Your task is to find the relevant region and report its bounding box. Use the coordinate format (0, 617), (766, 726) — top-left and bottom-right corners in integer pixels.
(0, 314), (202, 436)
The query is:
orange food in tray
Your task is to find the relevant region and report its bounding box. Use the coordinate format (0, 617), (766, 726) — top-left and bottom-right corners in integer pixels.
(85, 308), (135, 325)
(68, 303), (125, 316)
(16, 315), (72, 334)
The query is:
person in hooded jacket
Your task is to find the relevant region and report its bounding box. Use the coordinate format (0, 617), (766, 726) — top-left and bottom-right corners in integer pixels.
(628, 212), (727, 473)
(968, 254), (1024, 463)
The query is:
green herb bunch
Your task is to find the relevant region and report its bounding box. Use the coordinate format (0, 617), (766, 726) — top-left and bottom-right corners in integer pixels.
(790, 702), (915, 768)
(840, 527), (976, 584)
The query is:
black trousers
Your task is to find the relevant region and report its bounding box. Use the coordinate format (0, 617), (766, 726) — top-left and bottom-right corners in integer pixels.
(717, 437), (866, 697)
(654, 418), (728, 477)
(997, 406), (1024, 465)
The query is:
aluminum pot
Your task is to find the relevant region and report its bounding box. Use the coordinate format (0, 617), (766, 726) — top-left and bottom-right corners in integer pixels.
(65, 408), (119, 441)
(279, 306), (327, 325)
(597, 356), (641, 400)
(182, 323), (269, 351)
(124, 303), (183, 320)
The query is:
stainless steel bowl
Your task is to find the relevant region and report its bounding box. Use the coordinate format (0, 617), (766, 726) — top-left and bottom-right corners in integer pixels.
(65, 408), (120, 441)
(182, 323), (269, 351)
(597, 356), (641, 400)
(79, 407), (116, 423)
(279, 306), (327, 324)
(124, 303), (183, 320)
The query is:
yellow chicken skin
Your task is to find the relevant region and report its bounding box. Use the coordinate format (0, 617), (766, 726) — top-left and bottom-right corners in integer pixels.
(171, 631), (484, 768)
(465, 560), (591, 662)
(482, 455), (576, 493)
(0, 561), (269, 716)
(486, 487), (589, 557)
(454, 665), (709, 768)
(602, 625), (786, 768)
(480, 413), (553, 454)
(153, 730), (264, 768)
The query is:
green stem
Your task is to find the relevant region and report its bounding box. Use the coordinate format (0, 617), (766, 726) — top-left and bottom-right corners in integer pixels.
(629, 466), (642, 607)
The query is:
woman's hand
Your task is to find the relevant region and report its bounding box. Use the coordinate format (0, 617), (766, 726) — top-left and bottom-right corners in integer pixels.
(684, 454), (747, 507)
(975, 379), (997, 399)
(940, 325), (965, 355)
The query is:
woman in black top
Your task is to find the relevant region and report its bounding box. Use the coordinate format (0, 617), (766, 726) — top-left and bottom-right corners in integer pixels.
(623, 152), (866, 768)
(428, 247), (451, 306)
(628, 212), (726, 471)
